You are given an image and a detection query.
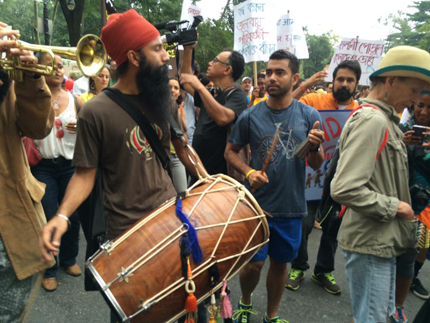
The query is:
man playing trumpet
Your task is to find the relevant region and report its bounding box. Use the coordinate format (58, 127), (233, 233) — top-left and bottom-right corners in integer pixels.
(0, 22), (55, 322)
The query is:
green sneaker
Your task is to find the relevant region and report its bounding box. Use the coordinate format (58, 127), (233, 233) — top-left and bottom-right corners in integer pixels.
(262, 314), (290, 323)
(232, 300), (258, 323)
(312, 272), (341, 294)
(285, 268), (305, 291)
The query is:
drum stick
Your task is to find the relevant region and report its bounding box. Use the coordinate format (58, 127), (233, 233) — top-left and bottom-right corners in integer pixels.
(251, 127), (282, 193)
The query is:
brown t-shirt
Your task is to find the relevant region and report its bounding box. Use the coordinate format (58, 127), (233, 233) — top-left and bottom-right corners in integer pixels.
(73, 92), (176, 238)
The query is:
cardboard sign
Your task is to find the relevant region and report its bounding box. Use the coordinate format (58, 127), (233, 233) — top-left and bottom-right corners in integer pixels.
(233, 0), (277, 63)
(276, 12), (309, 59)
(305, 110), (350, 201)
(326, 38), (385, 86)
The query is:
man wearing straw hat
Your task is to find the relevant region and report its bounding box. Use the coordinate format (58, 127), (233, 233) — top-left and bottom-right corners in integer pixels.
(331, 46), (430, 323)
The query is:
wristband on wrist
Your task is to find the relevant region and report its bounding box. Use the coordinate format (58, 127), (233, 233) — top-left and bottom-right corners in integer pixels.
(309, 145), (320, 153)
(56, 214), (71, 230)
(246, 169), (256, 179)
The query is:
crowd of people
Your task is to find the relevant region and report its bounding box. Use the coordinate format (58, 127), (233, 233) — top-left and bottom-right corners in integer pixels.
(0, 8), (429, 323)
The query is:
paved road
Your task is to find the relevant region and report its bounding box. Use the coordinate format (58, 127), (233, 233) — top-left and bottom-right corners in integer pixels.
(29, 228), (430, 323)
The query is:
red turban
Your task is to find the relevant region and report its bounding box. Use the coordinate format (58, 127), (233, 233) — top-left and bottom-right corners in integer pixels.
(101, 9), (160, 67)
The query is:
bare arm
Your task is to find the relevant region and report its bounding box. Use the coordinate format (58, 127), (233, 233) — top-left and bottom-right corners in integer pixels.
(307, 147), (324, 170)
(180, 74), (236, 127)
(172, 137), (209, 179)
(292, 70), (328, 100)
(180, 44), (196, 96)
(40, 167), (97, 261)
(225, 142), (268, 189)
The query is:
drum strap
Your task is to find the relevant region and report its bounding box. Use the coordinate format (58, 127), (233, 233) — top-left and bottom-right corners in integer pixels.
(103, 87), (174, 180)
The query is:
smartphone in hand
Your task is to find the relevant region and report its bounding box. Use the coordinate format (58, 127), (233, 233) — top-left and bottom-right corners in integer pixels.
(413, 125), (426, 143)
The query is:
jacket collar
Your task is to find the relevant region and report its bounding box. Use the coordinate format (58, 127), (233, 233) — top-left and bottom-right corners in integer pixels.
(360, 98), (400, 124)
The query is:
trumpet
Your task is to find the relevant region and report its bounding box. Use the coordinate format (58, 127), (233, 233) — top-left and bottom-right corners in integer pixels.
(0, 34), (107, 82)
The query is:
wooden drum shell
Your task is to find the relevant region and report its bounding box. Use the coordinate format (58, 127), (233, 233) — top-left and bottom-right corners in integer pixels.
(87, 174), (269, 323)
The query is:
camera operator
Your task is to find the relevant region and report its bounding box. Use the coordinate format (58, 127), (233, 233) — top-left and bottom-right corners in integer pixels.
(180, 42), (247, 177)
(0, 22), (55, 322)
(390, 90), (430, 321)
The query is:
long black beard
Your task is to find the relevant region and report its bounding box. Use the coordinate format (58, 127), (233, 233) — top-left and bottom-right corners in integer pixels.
(333, 87), (353, 103)
(135, 56), (171, 123)
(0, 70), (11, 105)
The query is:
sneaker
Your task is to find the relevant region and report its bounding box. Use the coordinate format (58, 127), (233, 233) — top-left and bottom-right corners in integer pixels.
(232, 300), (257, 323)
(285, 268), (305, 291)
(262, 314), (290, 323)
(312, 272), (341, 295)
(390, 306), (408, 323)
(410, 278), (430, 300)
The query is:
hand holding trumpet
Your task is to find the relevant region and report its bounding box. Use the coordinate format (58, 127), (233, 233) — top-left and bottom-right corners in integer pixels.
(0, 22), (38, 66)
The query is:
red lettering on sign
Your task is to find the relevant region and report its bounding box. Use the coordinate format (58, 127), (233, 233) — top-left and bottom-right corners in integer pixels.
(322, 117), (341, 141)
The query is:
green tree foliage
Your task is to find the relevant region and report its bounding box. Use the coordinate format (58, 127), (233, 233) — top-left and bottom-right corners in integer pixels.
(302, 30), (336, 79)
(0, 0), (40, 43)
(382, 1), (430, 51)
(408, 0), (430, 51)
(194, 18), (234, 75)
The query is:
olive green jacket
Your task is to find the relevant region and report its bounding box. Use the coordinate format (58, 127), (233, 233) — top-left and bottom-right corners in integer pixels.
(331, 99), (416, 258)
(0, 75), (55, 280)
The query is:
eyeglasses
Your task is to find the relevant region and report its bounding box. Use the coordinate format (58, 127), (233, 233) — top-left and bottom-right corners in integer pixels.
(212, 57), (230, 66)
(55, 118), (64, 139)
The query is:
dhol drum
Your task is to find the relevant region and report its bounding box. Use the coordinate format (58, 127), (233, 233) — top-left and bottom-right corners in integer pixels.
(86, 174), (269, 323)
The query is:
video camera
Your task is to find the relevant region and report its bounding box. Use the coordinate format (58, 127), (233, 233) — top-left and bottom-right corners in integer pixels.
(154, 15), (203, 46)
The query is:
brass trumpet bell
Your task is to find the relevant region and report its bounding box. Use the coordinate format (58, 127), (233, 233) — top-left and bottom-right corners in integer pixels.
(0, 34), (107, 81)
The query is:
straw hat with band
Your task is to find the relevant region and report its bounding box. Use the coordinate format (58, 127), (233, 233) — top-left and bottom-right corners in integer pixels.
(369, 46), (430, 85)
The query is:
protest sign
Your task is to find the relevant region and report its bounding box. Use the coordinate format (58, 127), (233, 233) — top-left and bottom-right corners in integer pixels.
(276, 12), (309, 59)
(326, 38), (385, 86)
(305, 110), (350, 201)
(233, 0), (278, 63)
(180, 0), (203, 25)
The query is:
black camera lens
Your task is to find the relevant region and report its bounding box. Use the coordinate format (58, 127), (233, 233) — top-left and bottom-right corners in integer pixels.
(410, 184), (430, 207)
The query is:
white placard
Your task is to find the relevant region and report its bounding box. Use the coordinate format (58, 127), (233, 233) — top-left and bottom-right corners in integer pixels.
(276, 12), (309, 59)
(180, 0), (202, 25)
(233, 0), (277, 63)
(326, 38), (385, 86)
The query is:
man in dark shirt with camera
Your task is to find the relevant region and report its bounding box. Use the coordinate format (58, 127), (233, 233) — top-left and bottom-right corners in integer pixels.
(180, 42), (248, 176)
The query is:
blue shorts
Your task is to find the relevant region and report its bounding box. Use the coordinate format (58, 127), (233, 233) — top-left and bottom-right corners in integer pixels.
(252, 217), (302, 263)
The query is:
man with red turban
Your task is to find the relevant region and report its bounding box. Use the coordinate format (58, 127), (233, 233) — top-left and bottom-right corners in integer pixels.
(40, 9), (206, 322)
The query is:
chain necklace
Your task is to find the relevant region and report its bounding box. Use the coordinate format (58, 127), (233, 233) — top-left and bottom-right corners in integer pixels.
(53, 95), (60, 110)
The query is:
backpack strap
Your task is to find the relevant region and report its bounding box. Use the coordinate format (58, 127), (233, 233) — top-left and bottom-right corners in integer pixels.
(338, 104), (390, 218)
(347, 104), (389, 161)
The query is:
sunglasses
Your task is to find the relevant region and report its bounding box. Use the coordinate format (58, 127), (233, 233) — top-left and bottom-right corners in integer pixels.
(212, 57), (230, 66)
(55, 118), (64, 139)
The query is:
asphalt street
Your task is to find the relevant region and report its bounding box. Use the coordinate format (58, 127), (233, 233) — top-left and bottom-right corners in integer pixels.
(28, 228), (430, 323)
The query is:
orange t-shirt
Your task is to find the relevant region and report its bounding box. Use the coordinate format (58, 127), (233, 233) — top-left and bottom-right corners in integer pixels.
(249, 93), (269, 106)
(299, 93), (358, 111)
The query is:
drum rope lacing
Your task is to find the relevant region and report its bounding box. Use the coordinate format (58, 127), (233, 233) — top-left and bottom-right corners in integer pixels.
(96, 174), (270, 322)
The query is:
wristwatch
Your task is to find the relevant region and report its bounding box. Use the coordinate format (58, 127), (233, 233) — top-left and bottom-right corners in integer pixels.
(309, 145), (320, 153)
